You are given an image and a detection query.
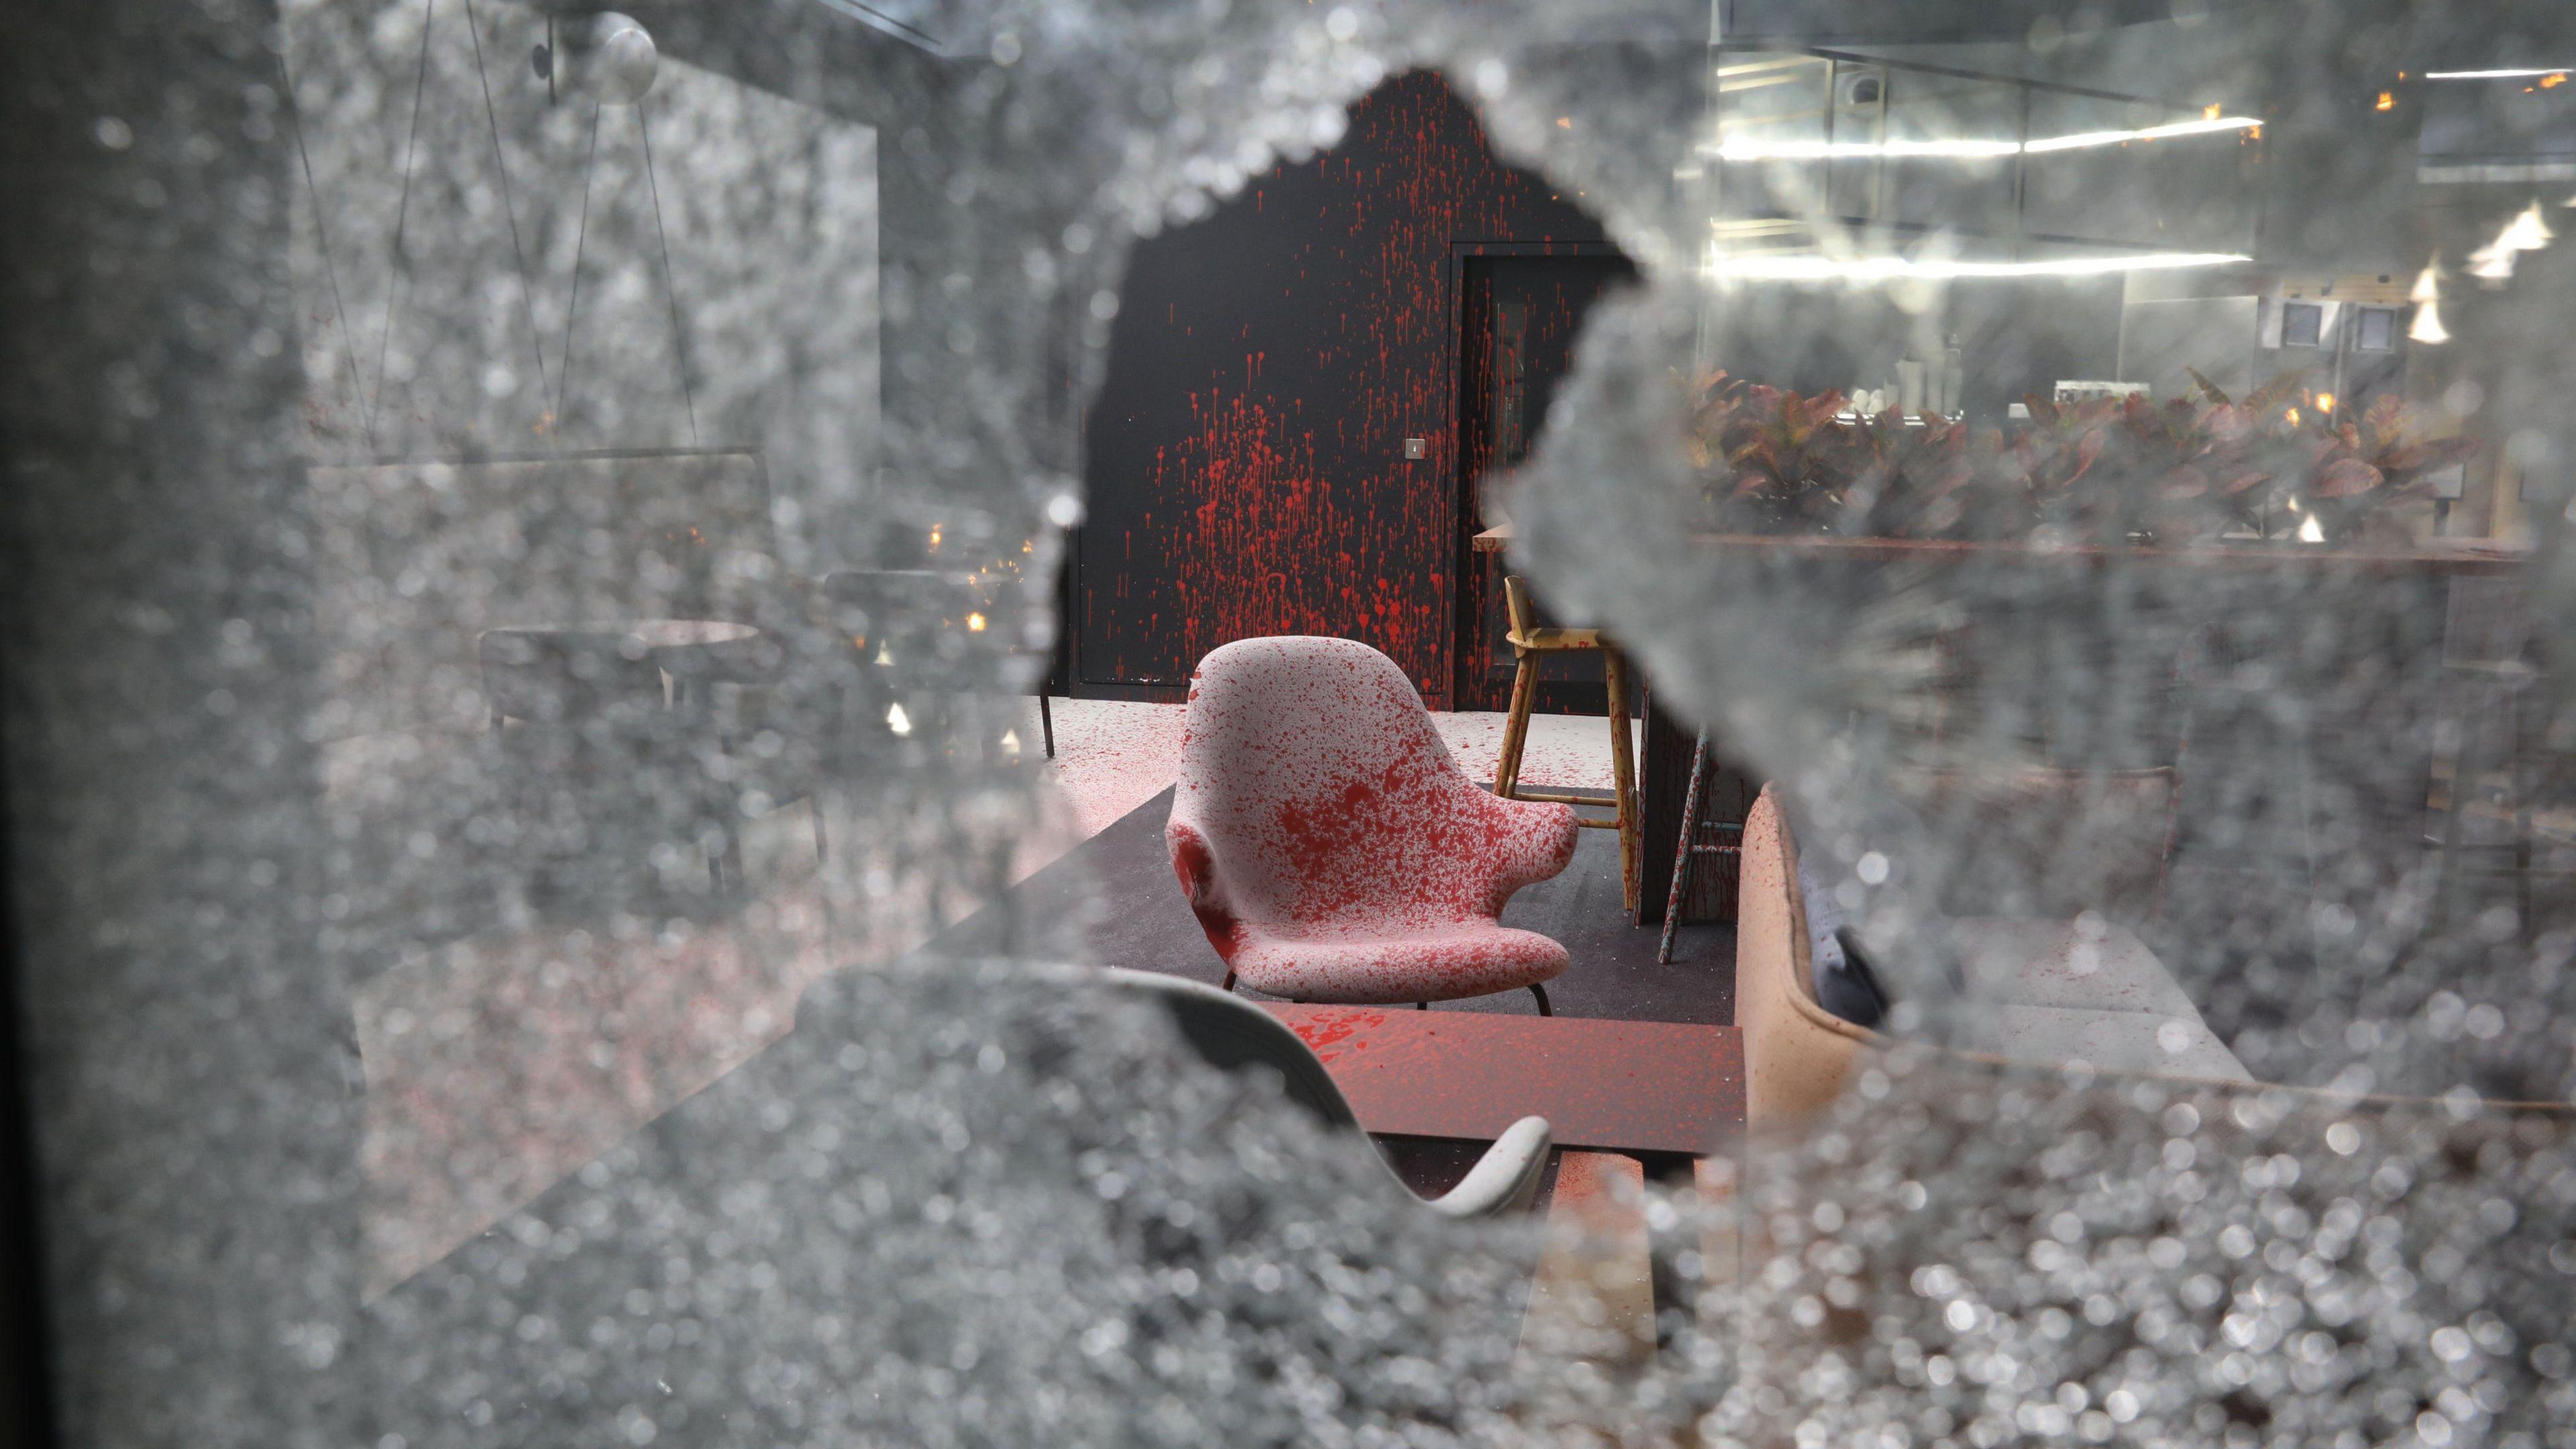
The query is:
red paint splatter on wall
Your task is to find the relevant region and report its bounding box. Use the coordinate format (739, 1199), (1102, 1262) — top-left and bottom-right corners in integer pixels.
(1138, 389), (1456, 686)
(1082, 71), (1605, 699)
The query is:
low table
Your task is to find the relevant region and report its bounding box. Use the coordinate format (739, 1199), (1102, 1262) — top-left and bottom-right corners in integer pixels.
(1264, 1004), (1741, 1155)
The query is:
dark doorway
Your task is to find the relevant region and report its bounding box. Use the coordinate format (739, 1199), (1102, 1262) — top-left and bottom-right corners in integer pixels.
(1453, 250), (1638, 712)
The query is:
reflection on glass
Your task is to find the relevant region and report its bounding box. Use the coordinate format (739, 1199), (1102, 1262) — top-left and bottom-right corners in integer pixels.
(11, 1), (2576, 1446)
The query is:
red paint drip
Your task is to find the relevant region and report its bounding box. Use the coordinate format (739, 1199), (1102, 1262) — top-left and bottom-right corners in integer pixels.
(1124, 73), (1574, 695)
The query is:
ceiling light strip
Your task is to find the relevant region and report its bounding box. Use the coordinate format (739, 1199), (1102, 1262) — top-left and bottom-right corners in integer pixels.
(1703, 251), (2252, 282)
(2024, 115), (2263, 152)
(1706, 115), (2260, 162)
(2424, 68), (2572, 80)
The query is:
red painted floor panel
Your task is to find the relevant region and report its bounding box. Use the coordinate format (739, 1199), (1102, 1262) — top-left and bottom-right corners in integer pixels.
(1264, 1004), (1743, 1155)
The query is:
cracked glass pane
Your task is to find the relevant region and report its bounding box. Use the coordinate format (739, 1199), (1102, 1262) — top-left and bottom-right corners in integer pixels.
(6, 0), (2576, 1444)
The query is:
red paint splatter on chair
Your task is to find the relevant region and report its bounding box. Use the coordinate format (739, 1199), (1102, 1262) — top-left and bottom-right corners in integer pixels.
(1166, 636), (1579, 1005)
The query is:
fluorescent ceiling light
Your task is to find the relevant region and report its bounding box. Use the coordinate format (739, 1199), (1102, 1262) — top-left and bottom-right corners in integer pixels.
(1707, 115), (2259, 162)
(2409, 259), (2449, 343)
(2023, 116), (2262, 152)
(1714, 56), (1821, 78)
(1715, 72), (1815, 95)
(1703, 251), (2251, 282)
(1713, 137), (2021, 160)
(2468, 201), (2555, 279)
(2500, 200), (2555, 250)
(2424, 68), (2572, 80)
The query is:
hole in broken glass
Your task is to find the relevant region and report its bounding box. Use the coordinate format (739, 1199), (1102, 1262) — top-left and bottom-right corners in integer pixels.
(17, 2), (2576, 1444)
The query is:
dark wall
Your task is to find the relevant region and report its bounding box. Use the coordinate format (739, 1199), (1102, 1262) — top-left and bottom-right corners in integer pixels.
(1075, 70), (1606, 702)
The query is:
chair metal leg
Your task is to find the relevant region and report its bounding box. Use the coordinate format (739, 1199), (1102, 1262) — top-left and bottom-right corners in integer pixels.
(2519, 814), (2536, 943)
(1604, 647), (1642, 916)
(1038, 691), (1056, 759)
(1495, 651), (1539, 797)
(2436, 672), (2511, 932)
(1658, 729), (1712, 964)
(1417, 1001), (1428, 1010)
(1529, 983), (1552, 1016)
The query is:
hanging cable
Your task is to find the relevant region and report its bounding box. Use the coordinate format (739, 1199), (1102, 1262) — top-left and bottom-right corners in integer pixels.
(276, 48), (376, 456)
(553, 101), (603, 437)
(635, 97), (700, 446)
(368, 0), (441, 455)
(808, 0), (942, 51)
(461, 0), (553, 427)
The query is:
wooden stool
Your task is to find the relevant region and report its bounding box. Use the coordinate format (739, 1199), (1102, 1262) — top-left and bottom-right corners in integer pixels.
(1494, 574), (1642, 913)
(1657, 728), (1745, 963)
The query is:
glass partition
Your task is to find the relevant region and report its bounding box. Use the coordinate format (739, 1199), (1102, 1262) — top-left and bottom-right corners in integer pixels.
(5, 1), (2576, 1445)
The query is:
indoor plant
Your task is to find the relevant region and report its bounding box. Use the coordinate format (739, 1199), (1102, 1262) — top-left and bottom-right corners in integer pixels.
(1686, 368), (2475, 549)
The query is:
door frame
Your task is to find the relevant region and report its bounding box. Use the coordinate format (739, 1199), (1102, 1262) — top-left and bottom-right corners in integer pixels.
(1442, 239), (1634, 712)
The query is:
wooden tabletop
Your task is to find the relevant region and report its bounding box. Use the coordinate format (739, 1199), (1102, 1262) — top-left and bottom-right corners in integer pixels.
(1265, 1004), (1742, 1153)
(1472, 520), (2528, 574)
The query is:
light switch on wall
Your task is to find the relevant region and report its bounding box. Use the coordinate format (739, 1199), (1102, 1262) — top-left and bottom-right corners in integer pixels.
(1403, 437), (1428, 460)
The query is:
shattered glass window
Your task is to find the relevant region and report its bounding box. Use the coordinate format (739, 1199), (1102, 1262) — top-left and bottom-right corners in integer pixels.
(5, 1), (2576, 1445)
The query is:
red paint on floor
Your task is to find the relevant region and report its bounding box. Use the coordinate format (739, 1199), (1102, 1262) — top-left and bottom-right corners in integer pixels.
(1264, 1003), (1742, 1153)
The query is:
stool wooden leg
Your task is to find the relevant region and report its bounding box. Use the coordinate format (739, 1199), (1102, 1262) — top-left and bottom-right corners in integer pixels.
(1658, 731), (1711, 964)
(1604, 647), (1641, 916)
(1496, 649), (1539, 798)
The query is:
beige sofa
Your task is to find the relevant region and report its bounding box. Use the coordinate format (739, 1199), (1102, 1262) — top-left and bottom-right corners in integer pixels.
(1735, 784), (2251, 1126)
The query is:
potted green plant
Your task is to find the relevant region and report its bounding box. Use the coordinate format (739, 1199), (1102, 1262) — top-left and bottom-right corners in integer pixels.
(1684, 366), (2475, 550)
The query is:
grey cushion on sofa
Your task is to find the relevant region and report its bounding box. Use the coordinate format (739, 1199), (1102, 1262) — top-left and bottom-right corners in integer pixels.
(1796, 853), (1891, 1027)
